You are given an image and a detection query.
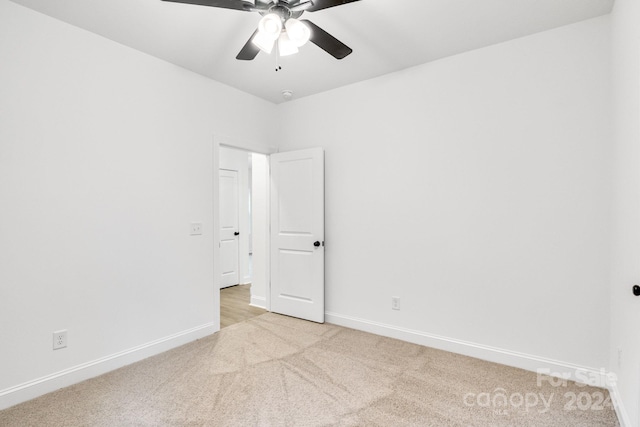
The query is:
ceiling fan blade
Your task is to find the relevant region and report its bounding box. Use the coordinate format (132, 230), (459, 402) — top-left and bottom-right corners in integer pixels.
(305, 0), (360, 12)
(302, 20), (352, 59)
(161, 0), (252, 12)
(236, 30), (261, 60)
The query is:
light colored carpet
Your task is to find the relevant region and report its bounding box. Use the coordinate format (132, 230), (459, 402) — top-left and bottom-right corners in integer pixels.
(0, 313), (619, 426)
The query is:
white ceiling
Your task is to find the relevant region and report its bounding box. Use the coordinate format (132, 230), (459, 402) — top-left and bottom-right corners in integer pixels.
(10, 0), (614, 104)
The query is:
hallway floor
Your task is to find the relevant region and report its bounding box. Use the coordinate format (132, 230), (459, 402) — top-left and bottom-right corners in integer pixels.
(220, 284), (266, 328)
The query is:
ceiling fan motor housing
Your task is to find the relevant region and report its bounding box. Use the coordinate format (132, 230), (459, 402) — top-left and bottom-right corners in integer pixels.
(260, 3), (303, 20)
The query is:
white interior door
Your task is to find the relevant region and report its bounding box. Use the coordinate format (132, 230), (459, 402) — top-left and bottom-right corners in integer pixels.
(220, 169), (240, 289)
(270, 147), (324, 323)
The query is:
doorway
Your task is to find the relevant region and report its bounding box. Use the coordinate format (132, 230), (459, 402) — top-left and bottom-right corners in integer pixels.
(213, 139), (326, 331)
(218, 145), (269, 328)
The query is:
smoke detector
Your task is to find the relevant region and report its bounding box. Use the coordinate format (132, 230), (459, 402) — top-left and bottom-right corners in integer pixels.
(282, 90), (294, 101)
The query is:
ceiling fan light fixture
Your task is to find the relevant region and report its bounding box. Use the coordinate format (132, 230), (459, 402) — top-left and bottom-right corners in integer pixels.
(252, 31), (275, 54)
(285, 18), (310, 47)
(165, 0), (358, 62)
(278, 32), (299, 56)
(258, 13), (283, 40)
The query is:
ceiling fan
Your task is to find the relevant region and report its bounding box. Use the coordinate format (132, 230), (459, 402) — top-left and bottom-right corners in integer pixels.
(161, 0), (360, 61)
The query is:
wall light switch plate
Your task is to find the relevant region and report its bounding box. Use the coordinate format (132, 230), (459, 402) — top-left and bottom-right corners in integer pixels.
(190, 222), (203, 235)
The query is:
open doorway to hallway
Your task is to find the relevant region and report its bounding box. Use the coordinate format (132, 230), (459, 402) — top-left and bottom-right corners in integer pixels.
(218, 146), (269, 328)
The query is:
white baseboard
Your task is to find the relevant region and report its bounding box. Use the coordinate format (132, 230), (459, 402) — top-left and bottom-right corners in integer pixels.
(0, 322), (216, 411)
(2, 314), (629, 426)
(250, 295), (266, 309)
(325, 312), (621, 411)
(607, 381), (632, 427)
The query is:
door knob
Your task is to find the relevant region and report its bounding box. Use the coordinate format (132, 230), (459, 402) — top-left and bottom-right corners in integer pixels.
(634, 285), (640, 296)
(313, 241), (321, 247)
(234, 232), (240, 236)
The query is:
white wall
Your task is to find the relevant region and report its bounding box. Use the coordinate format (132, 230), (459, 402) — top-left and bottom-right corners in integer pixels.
(219, 146), (251, 286)
(276, 17), (612, 372)
(610, 0), (640, 424)
(0, 0), (274, 408)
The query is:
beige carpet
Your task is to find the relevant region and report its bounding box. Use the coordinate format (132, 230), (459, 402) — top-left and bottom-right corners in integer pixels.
(0, 313), (619, 426)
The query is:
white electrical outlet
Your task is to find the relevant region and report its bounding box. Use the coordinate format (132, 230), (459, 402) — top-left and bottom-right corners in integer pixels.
(392, 297), (400, 310)
(190, 222), (203, 235)
(618, 348), (622, 368)
(53, 330), (67, 350)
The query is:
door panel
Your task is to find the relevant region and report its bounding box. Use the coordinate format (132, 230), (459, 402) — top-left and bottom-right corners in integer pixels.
(278, 158), (314, 234)
(279, 249), (314, 301)
(220, 169), (239, 289)
(270, 148), (324, 323)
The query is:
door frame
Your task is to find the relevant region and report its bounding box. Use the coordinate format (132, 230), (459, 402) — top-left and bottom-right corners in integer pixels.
(213, 135), (275, 331)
